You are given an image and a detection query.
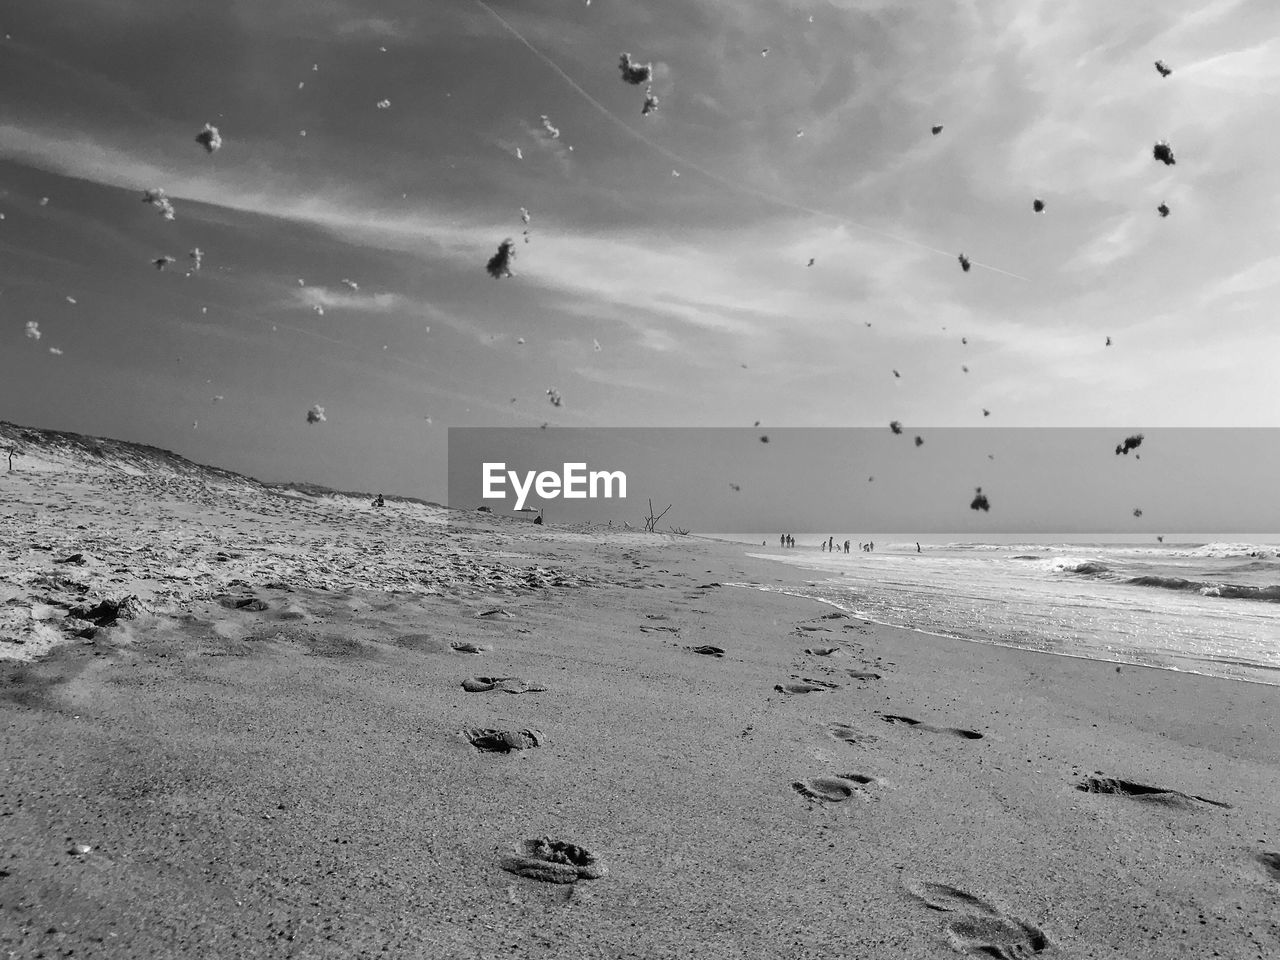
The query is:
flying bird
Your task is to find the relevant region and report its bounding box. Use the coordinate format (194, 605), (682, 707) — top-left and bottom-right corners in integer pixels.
(1157, 203), (1170, 218)
(889, 421), (903, 434)
(931, 125), (943, 135)
(958, 253), (971, 272)
(982, 409), (990, 417)
(1153, 141), (1175, 165)
(914, 436), (924, 447)
(306, 405), (326, 424)
(1154, 60), (1173, 77)
(1033, 198), (1045, 213)
(1106, 336), (1112, 346)
(806, 258), (815, 267)
(1133, 508), (1143, 518)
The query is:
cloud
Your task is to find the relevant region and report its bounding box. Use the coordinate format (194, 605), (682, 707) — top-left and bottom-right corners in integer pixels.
(292, 286), (412, 314)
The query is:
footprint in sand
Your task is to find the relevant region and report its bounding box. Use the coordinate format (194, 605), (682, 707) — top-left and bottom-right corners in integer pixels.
(500, 837), (606, 884)
(826, 722), (878, 746)
(775, 678), (839, 695)
(450, 641), (491, 655)
(904, 880), (1000, 915)
(1257, 852), (1280, 881)
(792, 773), (878, 803)
(462, 727), (542, 753)
(945, 914), (1051, 958)
(805, 646), (841, 657)
(1075, 776), (1230, 809)
(905, 880), (1051, 958)
(845, 669), (882, 680)
(461, 677), (546, 694)
(879, 713), (983, 740)
(688, 644), (725, 657)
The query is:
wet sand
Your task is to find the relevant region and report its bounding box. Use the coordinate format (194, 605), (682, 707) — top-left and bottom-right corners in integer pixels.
(2, 434), (1278, 958)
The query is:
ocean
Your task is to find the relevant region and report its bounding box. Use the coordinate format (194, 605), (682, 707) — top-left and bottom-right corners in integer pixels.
(714, 535), (1280, 686)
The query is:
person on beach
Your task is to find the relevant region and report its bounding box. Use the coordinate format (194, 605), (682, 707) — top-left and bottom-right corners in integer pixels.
(844, 540), (850, 554)
(372, 493), (385, 509)
(917, 542), (921, 553)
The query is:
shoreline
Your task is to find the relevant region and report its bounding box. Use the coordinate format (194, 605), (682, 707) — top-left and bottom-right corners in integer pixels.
(2, 461), (1278, 957)
(730, 578), (1280, 688)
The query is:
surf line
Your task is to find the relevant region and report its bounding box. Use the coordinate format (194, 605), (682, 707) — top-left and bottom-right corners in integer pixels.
(469, 0), (1030, 282)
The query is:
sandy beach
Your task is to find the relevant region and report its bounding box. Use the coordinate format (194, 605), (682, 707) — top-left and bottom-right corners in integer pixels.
(2, 426), (1278, 959)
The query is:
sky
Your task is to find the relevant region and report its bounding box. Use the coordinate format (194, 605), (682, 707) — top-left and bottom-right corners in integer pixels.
(1, 0), (1278, 512)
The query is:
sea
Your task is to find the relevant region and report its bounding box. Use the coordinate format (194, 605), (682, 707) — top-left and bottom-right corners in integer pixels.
(711, 534), (1280, 686)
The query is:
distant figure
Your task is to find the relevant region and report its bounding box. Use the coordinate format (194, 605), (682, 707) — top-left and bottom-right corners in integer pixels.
(869, 541), (875, 552)
(533, 510), (544, 525)
(917, 542), (921, 553)
(843, 540), (850, 554)
(780, 534), (786, 548)
(372, 493), (385, 509)
(828, 536), (835, 552)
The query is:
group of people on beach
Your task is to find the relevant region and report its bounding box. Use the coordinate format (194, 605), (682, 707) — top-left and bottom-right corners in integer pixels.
(777, 535), (875, 553)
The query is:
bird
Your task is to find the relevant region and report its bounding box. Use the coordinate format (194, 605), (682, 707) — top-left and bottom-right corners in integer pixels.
(1157, 203), (1171, 218)
(958, 253), (971, 272)
(1153, 141), (1175, 165)
(1154, 60), (1173, 77)
(931, 125), (943, 135)
(1106, 336), (1112, 346)
(1033, 198), (1045, 213)
(806, 258), (815, 267)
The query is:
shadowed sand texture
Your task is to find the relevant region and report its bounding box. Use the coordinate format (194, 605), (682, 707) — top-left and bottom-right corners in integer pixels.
(1, 425), (1278, 958)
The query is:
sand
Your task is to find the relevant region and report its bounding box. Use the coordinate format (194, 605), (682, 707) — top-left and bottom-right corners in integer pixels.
(2, 427), (1278, 958)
